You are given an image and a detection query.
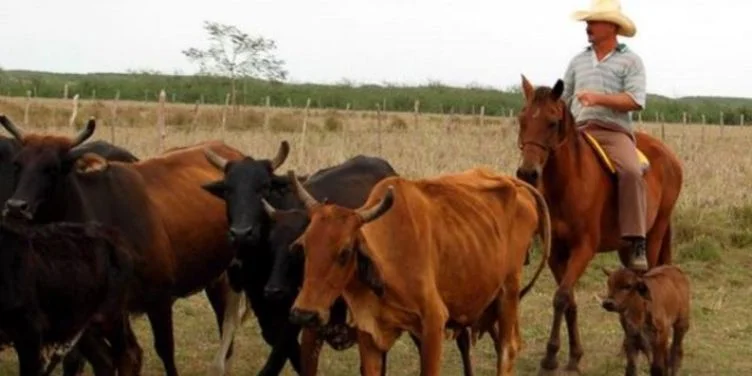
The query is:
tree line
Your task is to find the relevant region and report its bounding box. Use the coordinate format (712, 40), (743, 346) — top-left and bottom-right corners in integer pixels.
(1, 20), (750, 125)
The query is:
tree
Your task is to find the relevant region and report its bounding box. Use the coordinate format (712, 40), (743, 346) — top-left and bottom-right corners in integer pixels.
(182, 21), (288, 107)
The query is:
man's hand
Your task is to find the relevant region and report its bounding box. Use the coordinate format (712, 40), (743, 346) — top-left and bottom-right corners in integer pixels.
(576, 90), (642, 112)
(576, 90), (601, 107)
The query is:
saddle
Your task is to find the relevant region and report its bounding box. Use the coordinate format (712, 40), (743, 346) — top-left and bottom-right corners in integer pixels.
(582, 131), (650, 175)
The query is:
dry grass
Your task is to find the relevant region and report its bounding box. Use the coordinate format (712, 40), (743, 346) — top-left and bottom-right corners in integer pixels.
(1, 96), (751, 375)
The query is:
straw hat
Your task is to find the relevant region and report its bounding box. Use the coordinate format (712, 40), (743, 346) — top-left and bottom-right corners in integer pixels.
(571, 0), (636, 37)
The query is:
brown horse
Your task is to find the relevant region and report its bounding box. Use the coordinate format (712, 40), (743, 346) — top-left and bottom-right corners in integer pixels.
(513, 75), (684, 373)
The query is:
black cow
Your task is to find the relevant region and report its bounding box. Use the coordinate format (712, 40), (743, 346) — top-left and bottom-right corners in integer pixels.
(0, 117), (141, 376)
(0, 220), (138, 376)
(201, 143), (479, 376)
(0, 114), (245, 376)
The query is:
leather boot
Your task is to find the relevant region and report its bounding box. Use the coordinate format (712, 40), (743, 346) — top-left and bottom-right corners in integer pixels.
(627, 237), (648, 271)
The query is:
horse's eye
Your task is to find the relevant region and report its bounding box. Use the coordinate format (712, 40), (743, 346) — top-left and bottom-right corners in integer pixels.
(337, 248), (352, 266)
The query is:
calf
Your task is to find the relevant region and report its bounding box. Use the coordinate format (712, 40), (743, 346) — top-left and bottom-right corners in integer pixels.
(601, 265), (691, 376)
(0, 220), (138, 376)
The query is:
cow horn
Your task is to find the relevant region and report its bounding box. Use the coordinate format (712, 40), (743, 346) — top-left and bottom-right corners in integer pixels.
(288, 170), (319, 209)
(204, 148), (228, 171)
(357, 185), (395, 224)
(0, 114), (25, 141)
(270, 141), (290, 171)
(70, 117), (96, 147)
(261, 198), (277, 217)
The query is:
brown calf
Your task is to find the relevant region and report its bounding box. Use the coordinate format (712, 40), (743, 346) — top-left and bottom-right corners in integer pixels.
(601, 265), (691, 376)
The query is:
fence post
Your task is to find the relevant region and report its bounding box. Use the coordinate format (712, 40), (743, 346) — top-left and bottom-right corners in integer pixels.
(24, 90), (32, 125)
(110, 90), (120, 144)
(69, 94), (80, 130)
(157, 89), (166, 153)
(413, 100), (420, 128)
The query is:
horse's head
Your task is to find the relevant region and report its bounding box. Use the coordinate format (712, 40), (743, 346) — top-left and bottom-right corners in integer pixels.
(515, 75), (572, 187)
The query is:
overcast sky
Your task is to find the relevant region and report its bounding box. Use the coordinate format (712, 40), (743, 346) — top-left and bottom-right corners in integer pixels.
(1, 0), (749, 98)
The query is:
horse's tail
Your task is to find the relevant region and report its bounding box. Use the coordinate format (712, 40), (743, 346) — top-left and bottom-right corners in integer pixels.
(516, 179), (552, 299)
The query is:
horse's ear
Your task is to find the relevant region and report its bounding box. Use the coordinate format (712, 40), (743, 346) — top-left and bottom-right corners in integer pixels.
(551, 79), (565, 101)
(521, 74), (534, 102)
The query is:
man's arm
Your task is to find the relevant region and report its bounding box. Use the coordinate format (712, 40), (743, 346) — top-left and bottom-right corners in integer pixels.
(597, 55), (647, 112)
(578, 54), (647, 112)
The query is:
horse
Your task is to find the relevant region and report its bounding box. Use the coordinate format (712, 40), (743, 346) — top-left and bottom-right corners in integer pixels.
(513, 75), (684, 373)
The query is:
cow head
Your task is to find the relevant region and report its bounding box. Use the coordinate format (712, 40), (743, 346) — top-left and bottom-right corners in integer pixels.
(201, 141), (290, 247)
(0, 115), (96, 222)
(273, 170), (393, 328)
(600, 267), (651, 313)
(261, 209), (309, 301)
(514, 75), (573, 187)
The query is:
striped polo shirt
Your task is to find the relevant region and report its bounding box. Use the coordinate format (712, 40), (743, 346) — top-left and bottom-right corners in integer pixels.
(562, 43), (647, 132)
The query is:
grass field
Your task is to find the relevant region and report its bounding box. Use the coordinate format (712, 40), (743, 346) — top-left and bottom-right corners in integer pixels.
(0, 96), (751, 375)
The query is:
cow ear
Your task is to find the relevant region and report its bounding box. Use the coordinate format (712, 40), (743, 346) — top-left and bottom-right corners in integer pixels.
(74, 152), (109, 175)
(355, 240), (385, 297)
(635, 281), (651, 300)
(202, 180), (226, 198)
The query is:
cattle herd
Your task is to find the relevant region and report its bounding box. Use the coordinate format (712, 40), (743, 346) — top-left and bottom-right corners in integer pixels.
(0, 78), (692, 376)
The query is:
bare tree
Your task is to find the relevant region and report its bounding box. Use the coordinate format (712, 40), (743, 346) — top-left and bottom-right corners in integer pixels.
(182, 21), (288, 107)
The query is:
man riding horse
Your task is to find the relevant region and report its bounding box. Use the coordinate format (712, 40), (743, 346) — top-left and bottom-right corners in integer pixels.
(562, 0), (648, 270)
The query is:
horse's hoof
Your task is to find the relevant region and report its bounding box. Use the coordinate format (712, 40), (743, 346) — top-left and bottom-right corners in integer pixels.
(540, 356), (559, 371)
(564, 361), (582, 374)
(536, 368), (559, 376)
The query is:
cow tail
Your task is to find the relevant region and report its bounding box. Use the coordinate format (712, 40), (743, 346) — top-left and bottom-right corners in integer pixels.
(517, 180), (551, 299)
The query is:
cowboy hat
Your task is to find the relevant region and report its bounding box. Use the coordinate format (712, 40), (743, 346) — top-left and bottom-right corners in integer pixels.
(571, 0), (636, 37)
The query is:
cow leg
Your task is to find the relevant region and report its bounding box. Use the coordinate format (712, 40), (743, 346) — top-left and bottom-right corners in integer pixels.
(15, 334), (43, 376)
(649, 327), (670, 376)
(357, 330), (384, 376)
(147, 301), (179, 376)
(285, 332), (304, 374)
(300, 328), (322, 376)
(669, 320), (688, 376)
(75, 332), (116, 376)
(419, 305), (447, 376)
(497, 278), (521, 376)
(619, 316), (638, 376)
(258, 325), (300, 375)
(61, 348), (86, 376)
(206, 280), (245, 376)
(109, 317), (143, 376)
(456, 330), (474, 376)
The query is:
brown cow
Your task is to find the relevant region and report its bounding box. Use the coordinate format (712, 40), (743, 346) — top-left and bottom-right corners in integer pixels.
(0, 116), (247, 376)
(601, 265), (691, 376)
(275, 167), (551, 376)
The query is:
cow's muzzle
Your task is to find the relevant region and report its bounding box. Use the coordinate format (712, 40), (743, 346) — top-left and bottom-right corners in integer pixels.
(601, 298), (617, 312)
(3, 199), (33, 221)
(289, 308), (322, 327)
(264, 284), (292, 301)
(227, 226), (257, 245)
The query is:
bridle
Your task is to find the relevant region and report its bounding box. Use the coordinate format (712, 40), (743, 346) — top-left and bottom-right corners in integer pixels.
(517, 118), (570, 155)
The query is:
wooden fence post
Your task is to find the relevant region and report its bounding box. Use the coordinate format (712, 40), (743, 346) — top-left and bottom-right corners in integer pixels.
(157, 89), (166, 152)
